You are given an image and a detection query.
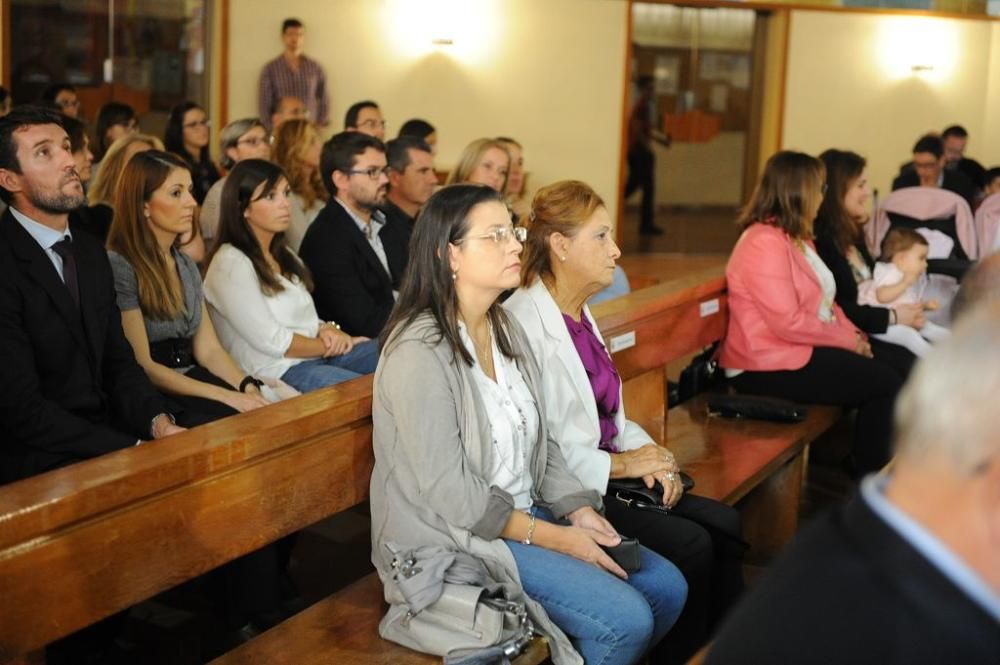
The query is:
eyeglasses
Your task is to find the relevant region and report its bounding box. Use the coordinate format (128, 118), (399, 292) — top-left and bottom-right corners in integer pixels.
(237, 136), (269, 148)
(183, 119), (211, 129)
(359, 119), (387, 130)
(57, 99), (80, 110)
(347, 166), (391, 180)
(454, 225), (527, 245)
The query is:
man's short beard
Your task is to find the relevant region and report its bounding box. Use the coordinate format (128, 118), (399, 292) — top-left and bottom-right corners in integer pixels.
(28, 179), (85, 214)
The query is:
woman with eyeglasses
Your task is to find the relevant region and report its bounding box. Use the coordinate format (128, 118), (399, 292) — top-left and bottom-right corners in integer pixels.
(371, 183), (686, 665)
(272, 119), (327, 252)
(204, 159), (378, 393)
(94, 102), (139, 162)
(165, 101), (220, 205)
(721, 151), (902, 476)
(200, 118), (272, 245)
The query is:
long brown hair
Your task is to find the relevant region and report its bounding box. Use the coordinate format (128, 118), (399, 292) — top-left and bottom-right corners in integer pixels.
(211, 158), (313, 295)
(521, 180), (605, 287)
(106, 150), (190, 320)
(816, 149), (867, 255)
(272, 119), (327, 210)
(381, 184), (517, 366)
(738, 151), (826, 239)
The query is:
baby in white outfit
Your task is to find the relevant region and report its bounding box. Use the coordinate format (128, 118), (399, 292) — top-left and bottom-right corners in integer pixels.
(857, 228), (949, 357)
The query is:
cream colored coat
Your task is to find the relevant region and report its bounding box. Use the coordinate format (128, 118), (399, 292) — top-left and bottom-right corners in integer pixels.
(504, 279), (653, 496)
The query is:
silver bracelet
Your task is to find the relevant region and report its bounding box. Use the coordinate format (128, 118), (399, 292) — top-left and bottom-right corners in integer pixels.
(149, 412), (176, 439)
(522, 512), (537, 546)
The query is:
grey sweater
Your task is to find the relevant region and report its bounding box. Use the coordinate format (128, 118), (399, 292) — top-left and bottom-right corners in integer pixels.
(370, 312), (601, 664)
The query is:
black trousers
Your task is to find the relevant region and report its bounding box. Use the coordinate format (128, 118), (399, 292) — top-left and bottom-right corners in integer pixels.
(604, 492), (746, 665)
(731, 347), (902, 474)
(625, 145), (656, 231)
(166, 365), (240, 428)
(870, 337), (917, 381)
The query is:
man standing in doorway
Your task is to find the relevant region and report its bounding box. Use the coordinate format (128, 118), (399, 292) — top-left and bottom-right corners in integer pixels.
(625, 75), (669, 236)
(258, 18), (330, 130)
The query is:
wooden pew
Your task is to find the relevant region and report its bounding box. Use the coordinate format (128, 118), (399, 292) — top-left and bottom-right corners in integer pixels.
(592, 262), (842, 563)
(0, 262), (841, 664)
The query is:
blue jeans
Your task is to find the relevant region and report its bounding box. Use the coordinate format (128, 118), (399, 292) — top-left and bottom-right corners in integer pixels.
(280, 339), (379, 392)
(506, 511), (687, 665)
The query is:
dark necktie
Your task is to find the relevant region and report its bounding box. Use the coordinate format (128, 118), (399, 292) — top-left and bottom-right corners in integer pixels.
(51, 236), (80, 309)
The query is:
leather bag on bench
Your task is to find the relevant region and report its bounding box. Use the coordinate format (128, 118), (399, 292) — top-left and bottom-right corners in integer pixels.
(383, 544), (536, 664)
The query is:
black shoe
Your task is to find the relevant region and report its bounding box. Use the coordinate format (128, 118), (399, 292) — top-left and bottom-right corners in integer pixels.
(640, 225), (664, 236)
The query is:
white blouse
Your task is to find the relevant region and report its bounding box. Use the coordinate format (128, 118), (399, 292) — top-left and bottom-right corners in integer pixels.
(801, 242), (837, 323)
(459, 323), (537, 510)
(204, 243), (320, 380)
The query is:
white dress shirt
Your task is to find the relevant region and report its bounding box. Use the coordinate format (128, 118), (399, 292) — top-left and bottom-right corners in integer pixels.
(10, 206), (71, 282)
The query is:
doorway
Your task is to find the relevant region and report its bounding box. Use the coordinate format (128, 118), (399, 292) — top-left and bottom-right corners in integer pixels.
(621, 3), (784, 256)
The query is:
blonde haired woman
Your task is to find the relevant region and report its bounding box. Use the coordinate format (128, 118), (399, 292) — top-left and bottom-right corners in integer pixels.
(446, 137), (511, 193)
(85, 133), (165, 239)
(272, 119), (327, 251)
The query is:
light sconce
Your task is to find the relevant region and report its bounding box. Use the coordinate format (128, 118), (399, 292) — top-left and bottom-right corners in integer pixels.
(877, 16), (958, 82)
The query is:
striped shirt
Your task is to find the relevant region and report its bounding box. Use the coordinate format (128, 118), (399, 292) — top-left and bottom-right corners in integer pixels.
(258, 54), (329, 128)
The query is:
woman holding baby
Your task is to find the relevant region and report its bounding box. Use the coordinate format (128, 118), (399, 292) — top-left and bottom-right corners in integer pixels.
(813, 149), (927, 376)
(720, 151), (902, 477)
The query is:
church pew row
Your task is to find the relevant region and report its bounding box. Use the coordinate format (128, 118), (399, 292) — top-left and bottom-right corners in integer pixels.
(0, 262), (840, 664)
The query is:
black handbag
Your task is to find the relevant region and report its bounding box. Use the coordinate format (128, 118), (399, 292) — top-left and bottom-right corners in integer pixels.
(705, 394), (808, 423)
(608, 474), (695, 513)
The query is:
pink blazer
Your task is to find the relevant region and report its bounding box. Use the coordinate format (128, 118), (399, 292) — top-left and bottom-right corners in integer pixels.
(720, 223), (859, 372)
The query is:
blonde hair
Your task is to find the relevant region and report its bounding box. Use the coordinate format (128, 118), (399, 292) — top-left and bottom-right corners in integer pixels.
(272, 119), (327, 210)
(521, 180), (605, 287)
(446, 138), (511, 192)
(88, 133), (164, 207)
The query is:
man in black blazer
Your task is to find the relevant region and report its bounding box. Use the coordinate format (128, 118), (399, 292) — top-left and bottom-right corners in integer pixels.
(892, 134), (977, 209)
(299, 131), (410, 338)
(0, 106), (182, 485)
(706, 305), (1000, 665)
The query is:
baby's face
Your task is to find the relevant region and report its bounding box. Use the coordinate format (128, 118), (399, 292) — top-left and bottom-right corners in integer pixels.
(894, 243), (929, 276)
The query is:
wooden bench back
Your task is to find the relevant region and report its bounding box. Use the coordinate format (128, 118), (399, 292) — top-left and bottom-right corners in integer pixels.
(0, 264), (726, 660)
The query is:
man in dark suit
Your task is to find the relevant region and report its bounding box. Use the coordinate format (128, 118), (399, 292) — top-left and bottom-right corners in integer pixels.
(892, 134), (977, 209)
(381, 135), (436, 229)
(941, 124), (987, 191)
(706, 304), (1000, 665)
(299, 131), (410, 338)
(0, 106), (183, 484)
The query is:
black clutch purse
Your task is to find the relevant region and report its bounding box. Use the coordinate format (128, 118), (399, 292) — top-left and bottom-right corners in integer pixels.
(607, 474), (695, 514)
(601, 537), (641, 573)
(705, 394), (808, 423)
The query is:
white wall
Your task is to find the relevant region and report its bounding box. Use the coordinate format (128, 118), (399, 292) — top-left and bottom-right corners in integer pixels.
(227, 0), (628, 214)
(783, 11), (999, 196)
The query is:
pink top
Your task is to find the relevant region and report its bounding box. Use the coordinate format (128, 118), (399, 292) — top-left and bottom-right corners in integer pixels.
(857, 262), (922, 308)
(720, 223), (859, 372)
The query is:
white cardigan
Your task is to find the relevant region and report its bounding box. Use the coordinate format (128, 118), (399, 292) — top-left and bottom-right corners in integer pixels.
(504, 279), (652, 495)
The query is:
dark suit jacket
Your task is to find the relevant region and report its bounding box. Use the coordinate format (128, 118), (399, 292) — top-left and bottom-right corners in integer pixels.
(706, 491), (1000, 665)
(0, 211), (166, 484)
(891, 170), (977, 210)
(298, 199), (410, 338)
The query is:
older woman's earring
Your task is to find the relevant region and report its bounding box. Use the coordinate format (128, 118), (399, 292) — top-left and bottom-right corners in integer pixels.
(452, 271), (458, 280)
(560, 255), (567, 262)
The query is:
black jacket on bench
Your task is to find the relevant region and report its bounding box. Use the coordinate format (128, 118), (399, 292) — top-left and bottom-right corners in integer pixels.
(706, 490), (1000, 665)
(0, 211), (167, 484)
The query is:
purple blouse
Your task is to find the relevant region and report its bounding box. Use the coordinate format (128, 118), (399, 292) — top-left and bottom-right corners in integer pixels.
(562, 313), (622, 452)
